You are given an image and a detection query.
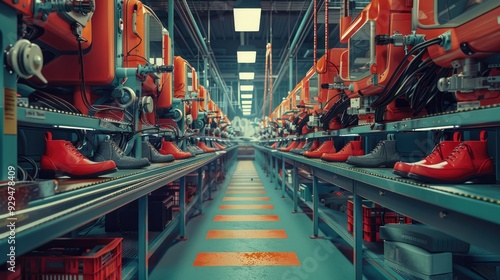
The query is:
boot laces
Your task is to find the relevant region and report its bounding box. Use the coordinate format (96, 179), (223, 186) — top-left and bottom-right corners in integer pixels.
(426, 143), (445, 161)
(110, 141), (126, 156)
(339, 142), (353, 153)
(446, 143), (473, 162)
(64, 142), (85, 159)
(370, 141), (385, 154)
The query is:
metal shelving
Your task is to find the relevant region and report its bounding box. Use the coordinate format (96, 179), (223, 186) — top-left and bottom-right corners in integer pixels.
(17, 105), (132, 132)
(255, 130), (500, 280)
(0, 146), (237, 276)
(264, 106), (500, 142)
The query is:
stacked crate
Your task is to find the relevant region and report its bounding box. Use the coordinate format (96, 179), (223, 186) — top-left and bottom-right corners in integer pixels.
(347, 200), (412, 242)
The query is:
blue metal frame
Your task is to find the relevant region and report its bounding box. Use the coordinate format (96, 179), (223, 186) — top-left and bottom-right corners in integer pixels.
(0, 3), (18, 181)
(254, 145), (500, 279)
(138, 195), (148, 280)
(179, 175), (186, 238)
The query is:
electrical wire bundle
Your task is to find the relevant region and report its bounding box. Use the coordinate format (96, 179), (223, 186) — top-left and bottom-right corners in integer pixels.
(371, 37), (451, 122)
(320, 92), (350, 130)
(77, 41), (134, 123)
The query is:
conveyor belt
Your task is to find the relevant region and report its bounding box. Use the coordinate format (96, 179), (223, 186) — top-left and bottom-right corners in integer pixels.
(0, 148), (235, 263)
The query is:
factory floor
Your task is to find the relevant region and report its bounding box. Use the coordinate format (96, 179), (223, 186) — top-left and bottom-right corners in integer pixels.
(149, 160), (362, 280)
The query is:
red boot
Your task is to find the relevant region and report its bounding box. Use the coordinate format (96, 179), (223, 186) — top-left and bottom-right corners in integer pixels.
(159, 140), (193, 159)
(304, 139), (336, 158)
(408, 132), (495, 183)
(40, 132), (117, 178)
(198, 141), (216, 153)
(270, 142), (278, 149)
(279, 141), (299, 152)
(393, 132), (461, 178)
(307, 140), (321, 153)
(290, 140), (306, 152)
(321, 140), (364, 162)
(213, 142), (226, 150)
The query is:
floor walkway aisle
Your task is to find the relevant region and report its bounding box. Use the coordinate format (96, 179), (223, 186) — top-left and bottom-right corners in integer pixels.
(150, 160), (356, 280)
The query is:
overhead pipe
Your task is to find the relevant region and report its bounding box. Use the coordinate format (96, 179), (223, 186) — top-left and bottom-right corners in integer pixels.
(314, 0), (328, 74)
(270, 0), (314, 93)
(177, 0), (235, 115)
(168, 0), (174, 61)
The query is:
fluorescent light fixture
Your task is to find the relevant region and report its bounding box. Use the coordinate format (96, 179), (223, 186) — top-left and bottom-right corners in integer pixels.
(239, 72), (255, 80)
(241, 105), (252, 109)
(241, 94), (253, 99)
(339, 133), (360, 137)
(242, 100), (252, 105)
(243, 112), (251, 115)
(240, 85), (254, 91)
(234, 1), (261, 32)
(237, 45), (257, 63)
(412, 125), (459, 131)
(53, 125), (95, 131)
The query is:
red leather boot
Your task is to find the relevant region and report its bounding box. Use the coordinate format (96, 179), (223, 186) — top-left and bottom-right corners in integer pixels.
(307, 140), (321, 153)
(279, 141), (299, 152)
(40, 132), (117, 178)
(304, 139), (336, 158)
(213, 142), (226, 150)
(198, 141), (216, 153)
(290, 140), (306, 152)
(159, 140), (193, 159)
(321, 140), (364, 162)
(270, 142), (278, 149)
(393, 132), (461, 178)
(408, 132), (495, 183)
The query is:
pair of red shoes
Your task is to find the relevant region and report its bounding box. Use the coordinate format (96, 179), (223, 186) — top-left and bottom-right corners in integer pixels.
(159, 140), (192, 159)
(394, 132), (495, 183)
(321, 140), (364, 162)
(304, 139), (337, 158)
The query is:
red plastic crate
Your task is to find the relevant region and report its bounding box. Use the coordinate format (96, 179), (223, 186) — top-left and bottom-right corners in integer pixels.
(347, 222), (382, 242)
(20, 238), (122, 280)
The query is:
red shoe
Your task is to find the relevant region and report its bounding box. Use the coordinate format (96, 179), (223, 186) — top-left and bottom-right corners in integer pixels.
(198, 141), (216, 153)
(159, 140), (193, 159)
(307, 140), (321, 152)
(304, 139), (336, 158)
(213, 142), (226, 150)
(270, 142), (278, 149)
(408, 132), (495, 183)
(40, 132), (117, 178)
(393, 132), (462, 178)
(290, 140), (306, 152)
(321, 140), (364, 162)
(279, 141), (299, 152)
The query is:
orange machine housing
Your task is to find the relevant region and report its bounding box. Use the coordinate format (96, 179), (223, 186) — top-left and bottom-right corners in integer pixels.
(41, 0), (113, 86)
(318, 48), (348, 130)
(416, 1), (500, 67)
(340, 0), (413, 98)
(174, 56), (198, 98)
(416, 1), (500, 107)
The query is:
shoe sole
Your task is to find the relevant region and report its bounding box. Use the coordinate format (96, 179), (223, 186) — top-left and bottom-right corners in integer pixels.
(407, 173), (496, 184)
(346, 161), (398, 168)
(39, 168), (118, 179)
(392, 170), (409, 178)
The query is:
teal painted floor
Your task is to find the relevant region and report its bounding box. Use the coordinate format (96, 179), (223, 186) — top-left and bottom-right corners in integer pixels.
(149, 160), (363, 280)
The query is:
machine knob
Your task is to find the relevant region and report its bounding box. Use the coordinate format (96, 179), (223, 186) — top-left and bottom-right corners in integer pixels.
(6, 39), (47, 84)
(141, 96), (154, 114)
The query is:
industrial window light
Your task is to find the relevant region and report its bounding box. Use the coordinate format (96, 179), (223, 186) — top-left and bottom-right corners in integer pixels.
(234, 0), (261, 32)
(237, 45), (257, 63)
(242, 105), (252, 109)
(243, 112), (251, 115)
(240, 85), (254, 91)
(241, 94), (253, 99)
(242, 100), (252, 105)
(239, 72), (255, 80)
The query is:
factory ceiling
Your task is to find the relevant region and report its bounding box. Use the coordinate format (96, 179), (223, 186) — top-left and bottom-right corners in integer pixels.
(143, 0), (366, 118)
